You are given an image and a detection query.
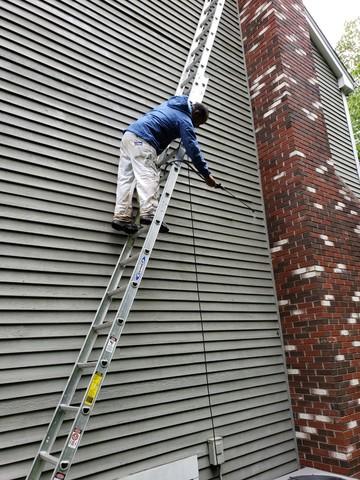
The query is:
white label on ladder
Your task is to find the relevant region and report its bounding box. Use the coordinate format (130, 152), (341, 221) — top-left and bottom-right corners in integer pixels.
(68, 427), (82, 449)
(133, 254), (149, 283)
(106, 336), (117, 354)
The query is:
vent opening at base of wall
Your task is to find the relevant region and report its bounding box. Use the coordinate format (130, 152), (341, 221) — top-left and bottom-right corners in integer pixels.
(119, 456), (199, 480)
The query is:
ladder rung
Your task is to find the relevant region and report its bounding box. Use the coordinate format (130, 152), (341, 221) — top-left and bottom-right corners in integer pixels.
(203, 0), (218, 16)
(188, 42), (203, 61)
(181, 71), (197, 89)
(119, 253), (139, 267)
(77, 361), (97, 369)
(93, 320), (112, 332)
(107, 285), (126, 298)
(195, 22), (212, 42)
(185, 56), (201, 74)
(59, 404), (78, 413)
(39, 451), (59, 466)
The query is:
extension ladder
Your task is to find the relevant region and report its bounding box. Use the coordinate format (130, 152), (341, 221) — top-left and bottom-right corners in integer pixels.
(26, 1), (225, 478)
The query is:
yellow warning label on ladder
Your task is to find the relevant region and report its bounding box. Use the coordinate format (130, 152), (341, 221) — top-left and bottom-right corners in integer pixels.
(84, 372), (103, 406)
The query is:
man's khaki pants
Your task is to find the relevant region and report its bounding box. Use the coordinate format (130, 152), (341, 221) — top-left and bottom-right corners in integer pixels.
(114, 132), (160, 221)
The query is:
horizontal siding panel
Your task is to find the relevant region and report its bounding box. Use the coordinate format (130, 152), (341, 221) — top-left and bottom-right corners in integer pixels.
(313, 44), (360, 197)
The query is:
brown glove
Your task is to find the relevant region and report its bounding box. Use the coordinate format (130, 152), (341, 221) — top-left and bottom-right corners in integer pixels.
(205, 174), (217, 187)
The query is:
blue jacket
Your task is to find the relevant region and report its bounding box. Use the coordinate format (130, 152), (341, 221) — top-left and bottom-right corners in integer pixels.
(126, 95), (210, 176)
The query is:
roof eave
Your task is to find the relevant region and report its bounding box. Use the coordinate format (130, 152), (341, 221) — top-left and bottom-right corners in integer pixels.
(306, 10), (355, 95)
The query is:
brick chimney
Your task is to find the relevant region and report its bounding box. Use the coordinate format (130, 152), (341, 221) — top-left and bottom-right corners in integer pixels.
(238, 0), (360, 476)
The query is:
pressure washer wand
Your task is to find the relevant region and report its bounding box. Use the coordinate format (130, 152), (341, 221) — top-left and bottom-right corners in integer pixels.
(215, 183), (257, 221)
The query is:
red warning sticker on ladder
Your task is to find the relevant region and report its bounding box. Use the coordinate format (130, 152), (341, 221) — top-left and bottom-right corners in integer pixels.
(68, 426), (82, 449)
(54, 473), (66, 479)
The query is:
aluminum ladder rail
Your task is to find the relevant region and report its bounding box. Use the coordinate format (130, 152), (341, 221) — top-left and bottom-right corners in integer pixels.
(26, 1), (224, 479)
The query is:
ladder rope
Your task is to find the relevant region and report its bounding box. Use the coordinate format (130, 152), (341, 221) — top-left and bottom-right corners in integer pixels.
(186, 168), (223, 479)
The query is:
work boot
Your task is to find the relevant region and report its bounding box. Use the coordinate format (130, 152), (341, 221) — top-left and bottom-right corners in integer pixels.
(112, 219), (138, 235)
(140, 216), (170, 233)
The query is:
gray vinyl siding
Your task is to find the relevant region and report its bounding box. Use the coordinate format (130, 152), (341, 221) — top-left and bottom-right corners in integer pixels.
(0, 1), (298, 480)
(312, 44), (360, 197)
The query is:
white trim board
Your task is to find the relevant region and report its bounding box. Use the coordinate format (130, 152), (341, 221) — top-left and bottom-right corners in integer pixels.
(305, 9), (355, 94)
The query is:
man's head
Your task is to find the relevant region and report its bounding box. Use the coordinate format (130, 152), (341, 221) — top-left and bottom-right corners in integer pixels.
(191, 102), (209, 127)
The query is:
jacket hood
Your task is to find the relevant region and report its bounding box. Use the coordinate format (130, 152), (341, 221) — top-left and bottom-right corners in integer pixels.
(167, 95), (191, 115)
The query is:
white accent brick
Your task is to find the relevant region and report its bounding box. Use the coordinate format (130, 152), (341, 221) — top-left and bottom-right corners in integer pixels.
(350, 379), (359, 386)
(340, 330), (349, 336)
(320, 235), (328, 240)
(312, 265), (325, 272)
(298, 413), (313, 420)
(264, 108), (276, 118)
(307, 186), (316, 193)
(325, 241), (334, 246)
(274, 239), (289, 246)
(272, 73), (287, 84)
(335, 355), (345, 361)
(348, 318), (357, 324)
(273, 171), (286, 180)
(314, 415), (332, 423)
(352, 341), (360, 347)
(248, 43), (260, 53)
(302, 426), (317, 434)
(291, 309), (303, 315)
(296, 432), (310, 439)
(330, 452), (350, 461)
(325, 295), (334, 300)
(293, 267), (307, 275)
(321, 300), (331, 306)
(275, 11), (286, 20)
(287, 369), (300, 375)
(301, 271), (321, 279)
(351, 210), (358, 215)
(278, 299), (290, 306)
(289, 150), (305, 158)
(271, 246), (283, 253)
(348, 420), (357, 429)
(240, 14), (250, 24)
(311, 388), (328, 396)
(352, 297), (360, 302)
(314, 203), (323, 209)
(258, 26), (271, 37)
(337, 264), (346, 269)
(269, 99), (282, 110)
(253, 1), (272, 20)
(285, 345), (296, 351)
(308, 77), (319, 85)
(273, 81), (289, 92)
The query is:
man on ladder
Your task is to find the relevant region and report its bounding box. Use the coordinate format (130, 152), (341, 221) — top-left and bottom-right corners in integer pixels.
(112, 94), (218, 235)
